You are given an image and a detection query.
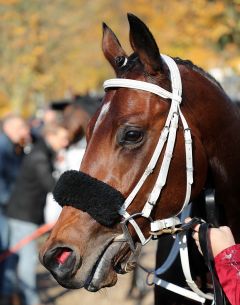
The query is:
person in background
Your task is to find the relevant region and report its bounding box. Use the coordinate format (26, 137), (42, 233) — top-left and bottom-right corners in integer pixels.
(44, 95), (101, 224)
(0, 114), (30, 299)
(186, 217), (240, 305)
(0, 114), (30, 215)
(29, 107), (60, 143)
(1, 122), (69, 305)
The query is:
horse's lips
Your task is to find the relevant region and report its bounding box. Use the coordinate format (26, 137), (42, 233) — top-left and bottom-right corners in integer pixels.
(84, 239), (126, 291)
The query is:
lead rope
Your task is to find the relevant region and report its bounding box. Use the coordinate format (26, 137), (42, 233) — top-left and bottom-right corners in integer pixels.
(199, 223), (227, 305)
(178, 231), (214, 302)
(103, 54), (213, 303)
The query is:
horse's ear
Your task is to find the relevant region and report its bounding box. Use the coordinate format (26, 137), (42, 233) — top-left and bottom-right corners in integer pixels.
(127, 13), (163, 74)
(102, 23), (128, 75)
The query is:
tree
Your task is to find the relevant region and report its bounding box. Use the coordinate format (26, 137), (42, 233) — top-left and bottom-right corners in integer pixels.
(0, 0), (239, 116)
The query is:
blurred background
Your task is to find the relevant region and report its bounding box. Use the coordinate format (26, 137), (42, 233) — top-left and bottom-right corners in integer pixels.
(0, 0), (240, 117)
(0, 1), (240, 305)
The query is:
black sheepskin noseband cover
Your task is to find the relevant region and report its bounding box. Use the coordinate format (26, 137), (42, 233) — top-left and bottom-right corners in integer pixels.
(53, 170), (125, 227)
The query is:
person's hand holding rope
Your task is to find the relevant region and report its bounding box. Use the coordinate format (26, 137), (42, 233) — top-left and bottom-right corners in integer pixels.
(185, 217), (240, 305)
(185, 217), (235, 257)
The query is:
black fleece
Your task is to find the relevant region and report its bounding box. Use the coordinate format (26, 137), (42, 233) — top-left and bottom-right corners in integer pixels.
(53, 170), (125, 227)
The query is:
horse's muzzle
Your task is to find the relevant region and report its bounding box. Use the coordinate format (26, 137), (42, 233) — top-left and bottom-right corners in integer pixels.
(40, 245), (82, 284)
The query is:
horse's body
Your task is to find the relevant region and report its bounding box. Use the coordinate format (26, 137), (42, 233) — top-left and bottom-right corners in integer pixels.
(40, 14), (240, 304)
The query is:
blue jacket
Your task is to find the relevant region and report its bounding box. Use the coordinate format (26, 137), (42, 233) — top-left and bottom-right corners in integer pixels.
(0, 133), (25, 207)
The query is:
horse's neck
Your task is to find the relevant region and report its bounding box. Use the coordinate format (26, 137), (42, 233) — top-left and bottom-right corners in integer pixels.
(185, 76), (240, 238)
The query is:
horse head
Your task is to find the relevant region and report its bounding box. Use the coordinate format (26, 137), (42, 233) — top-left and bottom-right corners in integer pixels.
(40, 14), (215, 292)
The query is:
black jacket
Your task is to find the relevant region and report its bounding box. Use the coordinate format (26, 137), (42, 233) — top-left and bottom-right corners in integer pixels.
(0, 133), (25, 207)
(7, 139), (56, 225)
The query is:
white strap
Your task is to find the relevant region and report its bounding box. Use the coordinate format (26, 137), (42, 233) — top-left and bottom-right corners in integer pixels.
(120, 125), (169, 212)
(161, 54), (182, 98)
(150, 216), (181, 232)
(121, 99), (178, 212)
(142, 112), (179, 217)
(179, 108), (193, 185)
(128, 217), (151, 246)
(121, 211), (151, 246)
(103, 78), (182, 103)
(174, 108), (193, 216)
(179, 232), (214, 301)
(153, 277), (206, 303)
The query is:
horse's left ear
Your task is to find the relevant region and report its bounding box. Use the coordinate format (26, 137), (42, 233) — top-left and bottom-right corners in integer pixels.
(102, 22), (128, 75)
(127, 13), (164, 75)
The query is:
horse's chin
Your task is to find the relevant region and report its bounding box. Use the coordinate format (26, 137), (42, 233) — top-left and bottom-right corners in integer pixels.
(83, 240), (133, 292)
(52, 238), (132, 292)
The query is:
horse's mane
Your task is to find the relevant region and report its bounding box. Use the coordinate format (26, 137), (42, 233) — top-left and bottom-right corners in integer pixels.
(174, 57), (223, 89)
(122, 53), (222, 91)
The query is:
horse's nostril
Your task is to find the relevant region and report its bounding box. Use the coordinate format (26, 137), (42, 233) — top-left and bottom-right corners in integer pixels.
(55, 247), (72, 265)
(43, 246), (82, 280)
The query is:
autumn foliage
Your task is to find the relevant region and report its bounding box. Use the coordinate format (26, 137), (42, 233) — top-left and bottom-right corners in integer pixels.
(0, 0), (239, 116)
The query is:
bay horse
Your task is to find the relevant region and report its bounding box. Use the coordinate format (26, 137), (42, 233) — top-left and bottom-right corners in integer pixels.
(40, 14), (240, 304)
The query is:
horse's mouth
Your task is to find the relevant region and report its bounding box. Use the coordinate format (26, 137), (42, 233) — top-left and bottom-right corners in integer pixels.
(45, 236), (132, 291)
(83, 239), (118, 291)
(84, 237), (131, 292)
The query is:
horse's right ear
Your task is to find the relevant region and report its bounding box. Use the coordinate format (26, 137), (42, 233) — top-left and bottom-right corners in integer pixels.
(127, 13), (163, 75)
(102, 23), (128, 75)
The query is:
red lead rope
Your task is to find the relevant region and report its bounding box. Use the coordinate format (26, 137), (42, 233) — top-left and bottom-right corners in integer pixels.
(0, 222), (55, 263)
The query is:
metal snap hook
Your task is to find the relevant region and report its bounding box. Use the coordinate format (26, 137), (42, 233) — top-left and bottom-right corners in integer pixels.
(146, 272), (155, 286)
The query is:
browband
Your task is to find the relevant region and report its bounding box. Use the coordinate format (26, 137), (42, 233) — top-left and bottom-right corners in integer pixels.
(53, 170), (125, 227)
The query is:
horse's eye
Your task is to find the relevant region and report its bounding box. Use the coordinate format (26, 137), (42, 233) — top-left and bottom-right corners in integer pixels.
(124, 130), (143, 142)
(118, 128), (145, 146)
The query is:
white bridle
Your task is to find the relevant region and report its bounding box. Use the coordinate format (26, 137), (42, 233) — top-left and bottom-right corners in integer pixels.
(103, 55), (213, 304)
(103, 54), (193, 243)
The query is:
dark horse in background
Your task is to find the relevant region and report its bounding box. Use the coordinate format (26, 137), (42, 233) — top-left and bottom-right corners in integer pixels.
(40, 14), (240, 305)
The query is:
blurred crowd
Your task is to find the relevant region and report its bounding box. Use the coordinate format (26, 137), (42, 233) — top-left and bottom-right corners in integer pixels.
(0, 94), (101, 305)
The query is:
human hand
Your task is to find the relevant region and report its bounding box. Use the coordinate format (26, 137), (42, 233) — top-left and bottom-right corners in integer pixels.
(185, 218), (236, 257)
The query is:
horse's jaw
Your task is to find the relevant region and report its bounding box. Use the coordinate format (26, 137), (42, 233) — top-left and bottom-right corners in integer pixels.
(83, 239), (132, 292)
(83, 235), (140, 291)
(40, 233), (133, 292)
